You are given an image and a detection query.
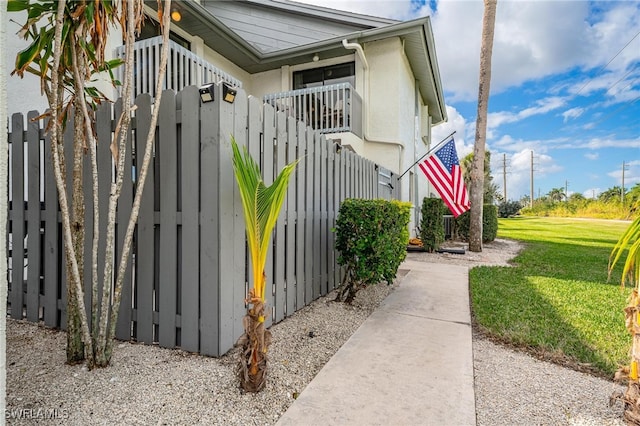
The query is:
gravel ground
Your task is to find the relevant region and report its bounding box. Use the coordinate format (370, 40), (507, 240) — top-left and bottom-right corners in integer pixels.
(6, 239), (626, 425)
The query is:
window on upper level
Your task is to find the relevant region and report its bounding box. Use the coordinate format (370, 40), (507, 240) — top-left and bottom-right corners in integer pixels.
(293, 62), (355, 89)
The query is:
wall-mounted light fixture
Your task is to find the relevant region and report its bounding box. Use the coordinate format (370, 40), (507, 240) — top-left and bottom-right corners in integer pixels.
(312, 53), (320, 62)
(199, 83), (215, 103)
(171, 9), (182, 22)
(222, 82), (237, 104)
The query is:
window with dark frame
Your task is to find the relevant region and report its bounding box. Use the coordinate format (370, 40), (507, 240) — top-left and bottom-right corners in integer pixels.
(293, 62), (355, 89)
(292, 62), (356, 130)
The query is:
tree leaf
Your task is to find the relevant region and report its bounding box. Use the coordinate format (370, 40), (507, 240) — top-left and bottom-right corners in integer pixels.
(7, 0), (30, 12)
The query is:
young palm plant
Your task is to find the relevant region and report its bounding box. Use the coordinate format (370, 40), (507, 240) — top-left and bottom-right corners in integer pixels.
(231, 136), (298, 392)
(609, 212), (640, 423)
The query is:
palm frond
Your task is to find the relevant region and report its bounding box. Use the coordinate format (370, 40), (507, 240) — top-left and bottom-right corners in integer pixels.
(610, 216), (640, 289)
(231, 136), (298, 301)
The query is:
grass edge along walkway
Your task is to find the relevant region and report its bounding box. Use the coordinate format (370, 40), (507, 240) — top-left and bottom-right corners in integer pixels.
(470, 217), (631, 378)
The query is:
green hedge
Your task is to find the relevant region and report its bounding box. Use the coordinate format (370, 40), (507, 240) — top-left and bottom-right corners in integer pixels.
(420, 198), (445, 252)
(335, 198), (412, 303)
(454, 204), (498, 243)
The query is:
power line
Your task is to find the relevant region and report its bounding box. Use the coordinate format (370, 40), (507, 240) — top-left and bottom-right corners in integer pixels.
(605, 66), (640, 95)
(572, 28), (640, 98)
(588, 93), (640, 129)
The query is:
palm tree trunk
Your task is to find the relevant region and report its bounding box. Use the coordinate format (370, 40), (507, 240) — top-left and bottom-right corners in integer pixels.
(469, 0), (497, 252)
(238, 297), (272, 392)
(618, 291), (640, 423)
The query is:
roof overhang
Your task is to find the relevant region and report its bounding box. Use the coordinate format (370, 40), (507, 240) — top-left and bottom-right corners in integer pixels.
(148, 1), (447, 125)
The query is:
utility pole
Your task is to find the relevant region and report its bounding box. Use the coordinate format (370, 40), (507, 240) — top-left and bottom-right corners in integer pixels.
(530, 150), (534, 208)
(622, 161), (629, 205)
(502, 153), (507, 201)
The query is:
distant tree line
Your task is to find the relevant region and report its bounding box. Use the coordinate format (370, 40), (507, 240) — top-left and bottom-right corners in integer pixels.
(515, 184), (640, 220)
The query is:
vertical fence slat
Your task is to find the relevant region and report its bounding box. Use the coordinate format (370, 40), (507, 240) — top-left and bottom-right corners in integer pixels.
(262, 104), (275, 328)
(285, 117), (297, 315)
(333, 143), (342, 288)
(217, 88), (247, 352)
(10, 113), (25, 319)
(42, 124), (58, 327)
(58, 112), (75, 330)
(304, 126), (314, 304)
(134, 94), (154, 344)
(26, 111), (41, 322)
(158, 90), (178, 348)
(312, 133), (321, 299)
(115, 100), (134, 340)
(178, 87), (200, 352)
(295, 121), (307, 310)
(230, 90), (248, 344)
(319, 137), (328, 296)
(274, 110), (287, 322)
(199, 89), (221, 356)
(326, 140), (335, 291)
(96, 104), (111, 331)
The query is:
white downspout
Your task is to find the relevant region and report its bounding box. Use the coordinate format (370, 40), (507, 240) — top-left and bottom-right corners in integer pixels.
(342, 39), (404, 175)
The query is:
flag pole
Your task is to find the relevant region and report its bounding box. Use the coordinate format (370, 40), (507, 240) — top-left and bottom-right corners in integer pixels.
(398, 131), (456, 179)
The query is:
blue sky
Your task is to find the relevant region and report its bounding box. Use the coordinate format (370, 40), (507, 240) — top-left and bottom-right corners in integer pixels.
(293, 0), (640, 201)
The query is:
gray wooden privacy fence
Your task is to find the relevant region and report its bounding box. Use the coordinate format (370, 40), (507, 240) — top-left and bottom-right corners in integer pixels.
(7, 84), (400, 356)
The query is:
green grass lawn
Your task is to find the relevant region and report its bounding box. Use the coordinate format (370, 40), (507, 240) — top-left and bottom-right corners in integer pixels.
(471, 217), (633, 378)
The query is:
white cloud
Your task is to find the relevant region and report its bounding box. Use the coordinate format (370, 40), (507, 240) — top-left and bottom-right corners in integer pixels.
(432, 105), (474, 156)
(583, 187), (602, 199)
(563, 107), (585, 122)
(490, 148), (562, 200)
(487, 97), (566, 133)
(608, 161), (640, 186)
(434, 1), (640, 102)
(584, 152), (599, 160)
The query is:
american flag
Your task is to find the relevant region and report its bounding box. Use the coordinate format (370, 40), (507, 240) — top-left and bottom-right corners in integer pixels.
(418, 139), (470, 217)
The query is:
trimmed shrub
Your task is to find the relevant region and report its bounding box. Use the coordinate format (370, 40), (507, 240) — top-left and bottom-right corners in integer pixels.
(498, 200), (522, 218)
(454, 210), (470, 241)
(483, 204), (498, 242)
(420, 198), (445, 252)
(335, 198), (412, 303)
(454, 204), (498, 243)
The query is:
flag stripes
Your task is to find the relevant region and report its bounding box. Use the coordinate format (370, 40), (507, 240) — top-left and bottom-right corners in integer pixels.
(419, 139), (470, 217)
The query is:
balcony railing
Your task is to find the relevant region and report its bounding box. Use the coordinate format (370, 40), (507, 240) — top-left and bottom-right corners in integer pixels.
(114, 36), (243, 100)
(263, 83), (362, 137)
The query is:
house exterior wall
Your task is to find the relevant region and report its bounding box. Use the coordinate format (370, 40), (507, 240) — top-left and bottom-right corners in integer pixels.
(362, 37), (438, 236)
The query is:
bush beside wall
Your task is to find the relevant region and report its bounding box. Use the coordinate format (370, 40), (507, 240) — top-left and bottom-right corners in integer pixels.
(420, 198), (445, 252)
(454, 204), (498, 243)
(335, 198), (412, 303)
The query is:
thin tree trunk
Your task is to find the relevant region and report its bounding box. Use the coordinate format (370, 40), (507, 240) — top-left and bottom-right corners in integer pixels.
(94, 0), (139, 367)
(49, 0), (94, 365)
(106, 0), (172, 362)
(66, 92), (86, 363)
(469, 0), (497, 253)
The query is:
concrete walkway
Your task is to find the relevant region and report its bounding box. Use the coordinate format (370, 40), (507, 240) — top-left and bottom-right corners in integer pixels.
(276, 260), (476, 426)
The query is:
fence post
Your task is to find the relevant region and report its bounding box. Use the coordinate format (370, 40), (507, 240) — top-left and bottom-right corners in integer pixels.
(10, 113), (25, 320)
(199, 86), (221, 356)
